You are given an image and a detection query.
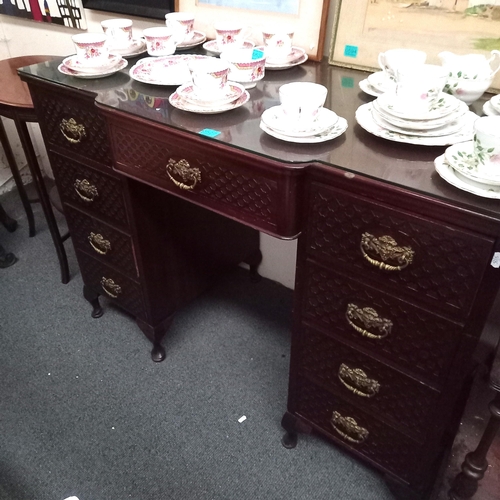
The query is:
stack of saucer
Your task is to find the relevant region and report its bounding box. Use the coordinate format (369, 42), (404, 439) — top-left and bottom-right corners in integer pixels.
(359, 71), (396, 97)
(256, 45), (308, 71)
(169, 81), (250, 114)
(58, 54), (127, 79)
(483, 94), (500, 116)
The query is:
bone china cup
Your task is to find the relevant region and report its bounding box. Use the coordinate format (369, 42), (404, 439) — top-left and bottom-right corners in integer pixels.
(72, 33), (109, 67)
(143, 27), (176, 56)
(378, 48), (427, 80)
(262, 28), (293, 63)
(188, 58), (231, 100)
(473, 116), (500, 178)
(214, 23), (245, 50)
(220, 48), (266, 87)
(165, 12), (195, 45)
(101, 18), (133, 49)
(279, 82), (328, 128)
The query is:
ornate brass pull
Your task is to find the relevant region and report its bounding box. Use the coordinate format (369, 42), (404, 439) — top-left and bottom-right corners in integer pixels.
(360, 233), (414, 271)
(60, 118), (86, 144)
(331, 411), (369, 444)
(338, 363), (380, 398)
(100, 277), (122, 298)
(74, 179), (98, 203)
(166, 158), (201, 191)
(345, 303), (392, 340)
(88, 232), (111, 255)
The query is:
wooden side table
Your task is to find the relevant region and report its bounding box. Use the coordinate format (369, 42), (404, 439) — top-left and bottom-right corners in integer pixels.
(0, 56), (69, 283)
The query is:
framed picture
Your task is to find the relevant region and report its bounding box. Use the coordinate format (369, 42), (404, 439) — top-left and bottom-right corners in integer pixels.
(82, 0), (175, 20)
(177, 0), (331, 61)
(329, 0), (500, 91)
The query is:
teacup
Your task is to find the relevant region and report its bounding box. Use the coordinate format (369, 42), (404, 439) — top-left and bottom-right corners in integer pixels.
(71, 33), (109, 67)
(165, 12), (195, 45)
(262, 28), (293, 63)
(143, 27), (176, 57)
(394, 64), (448, 112)
(101, 18), (133, 49)
(279, 82), (328, 128)
(214, 23), (246, 50)
(188, 58), (230, 100)
(473, 116), (500, 178)
(378, 48), (427, 80)
(220, 48), (266, 88)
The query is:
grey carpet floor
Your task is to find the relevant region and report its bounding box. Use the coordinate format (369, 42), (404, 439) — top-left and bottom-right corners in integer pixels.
(0, 187), (401, 500)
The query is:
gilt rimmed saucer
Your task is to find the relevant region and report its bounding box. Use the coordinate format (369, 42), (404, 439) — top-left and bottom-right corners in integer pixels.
(62, 54), (123, 74)
(261, 105), (339, 138)
(260, 116), (348, 144)
(367, 71), (396, 94)
(202, 40), (255, 55)
(265, 47), (306, 66)
(58, 58), (128, 79)
(484, 100), (500, 116)
(434, 154), (500, 199)
(169, 89), (250, 114)
(176, 31), (207, 50)
(258, 46), (308, 70)
(109, 37), (147, 58)
(177, 82), (245, 107)
(359, 79), (381, 97)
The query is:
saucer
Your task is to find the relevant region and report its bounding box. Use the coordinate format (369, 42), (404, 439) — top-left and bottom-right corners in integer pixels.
(58, 58), (128, 79)
(260, 116), (348, 143)
(359, 79), (381, 97)
(169, 89), (250, 114)
(434, 154), (500, 199)
(483, 100), (500, 117)
(176, 31), (207, 50)
(62, 54), (123, 73)
(367, 71), (396, 93)
(261, 105), (339, 138)
(265, 47), (306, 65)
(491, 94), (500, 113)
(109, 37), (147, 57)
(264, 52), (308, 70)
(177, 82), (245, 107)
(202, 39), (255, 55)
(444, 141), (500, 186)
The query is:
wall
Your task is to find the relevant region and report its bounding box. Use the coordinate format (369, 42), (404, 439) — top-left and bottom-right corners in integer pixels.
(0, 1), (339, 289)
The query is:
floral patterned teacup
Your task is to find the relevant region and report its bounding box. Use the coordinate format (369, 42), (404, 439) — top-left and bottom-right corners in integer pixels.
(474, 116), (500, 178)
(165, 12), (195, 45)
(143, 27), (176, 57)
(101, 18), (133, 49)
(214, 23), (247, 50)
(262, 28), (293, 64)
(188, 58), (231, 101)
(279, 82), (327, 129)
(72, 33), (109, 67)
(220, 48), (266, 88)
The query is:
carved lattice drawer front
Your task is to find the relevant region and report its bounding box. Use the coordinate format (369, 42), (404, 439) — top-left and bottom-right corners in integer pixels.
(77, 252), (145, 318)
(306, 182), (494, 318)
(294, 376), (421, 483)
(64, 205), (138, 278)
(299, 325), (440, 442)
(51, 154), (129, 230)
(110, 126), (282, 234)
(31, 87), (111, 168)
(300, 260), (462, 382)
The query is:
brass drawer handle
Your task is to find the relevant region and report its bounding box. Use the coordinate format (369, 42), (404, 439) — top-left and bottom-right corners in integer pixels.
(100, 277), (122, 298)
(74, 179), (98, 202)
(360, 232), (414, 271)
(338, 363), (380, 398)
(166, 158), (201, 191)
(60, 118), (86, 144)
(331, 411), (369, 444)
(346, 303), (392, 340)
(88, 232), (111, 255)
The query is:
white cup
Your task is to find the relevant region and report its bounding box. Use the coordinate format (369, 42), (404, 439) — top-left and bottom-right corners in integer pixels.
(220, 48), (266, 87)
(214, 23), (246, 50)
(101, 18), (133, 49)
(474, 116), (500, 177)
(143, 27), (176, 57)
(71, 33), (110, 67)
(378, 48), (427, 80)
(188, 58), (230, 100)
(279, 82), (328, 128)
(262, 28), (293, 63)
(165, 12), (195, 45)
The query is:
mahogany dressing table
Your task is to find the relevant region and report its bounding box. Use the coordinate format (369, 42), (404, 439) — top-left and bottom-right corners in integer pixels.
(18, 56), (500, 499)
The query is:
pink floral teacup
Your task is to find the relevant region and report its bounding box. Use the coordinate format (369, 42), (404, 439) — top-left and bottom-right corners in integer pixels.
(474, 116), (500, 178)
(72, 33), (109, 67)
(143, 27), (176, 57)
(220, 48), (266, 88)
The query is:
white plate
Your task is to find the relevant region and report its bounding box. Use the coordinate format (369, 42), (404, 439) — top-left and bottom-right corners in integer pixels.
(260, 116), (348, 144)
(356, 102), (478, 146)
(367, 71), (395, 93)
(169, 89), (250, 114)
(265, 47), (306, 65)
(109, 38), (147, 58)
(490, 94), (500, 113)
(444, 141), (500, 186)
(58, 58), (128, 79)
(129, 54), (212, 86)
(484, 99), (500, 116)
(202, 39), (254, 55)
(261, 105), (339, 138)
(176, 31), (207, 50)
(377, 92), (461, 121)
(359, 79), (381, 98)
(434, 154), (500, 198)
(177, 82), (245, 107)
(62, 54), (123, 74)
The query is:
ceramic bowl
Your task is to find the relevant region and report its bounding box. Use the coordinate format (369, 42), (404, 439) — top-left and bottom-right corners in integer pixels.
(444, 76), (493, 105)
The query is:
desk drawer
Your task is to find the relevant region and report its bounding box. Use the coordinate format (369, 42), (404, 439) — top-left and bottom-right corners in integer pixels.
(306, 182), (494, 318)
(51, 154), (129, 230)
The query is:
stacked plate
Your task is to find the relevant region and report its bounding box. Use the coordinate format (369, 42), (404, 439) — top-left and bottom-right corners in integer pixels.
(483, 94), (500, 116)
(169, 81), (250, 114)
(260, 105), (348, 143)
(356, 91), (478, 146)
(58, 54), (127, 79)
(359, 71), (396, 97)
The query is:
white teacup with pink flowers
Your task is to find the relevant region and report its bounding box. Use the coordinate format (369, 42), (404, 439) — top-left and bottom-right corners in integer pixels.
(474, 116), (500, 178)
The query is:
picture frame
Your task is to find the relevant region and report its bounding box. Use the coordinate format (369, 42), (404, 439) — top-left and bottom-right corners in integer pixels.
(329, 0), (500, 92)
(176, 0), (331, 61)
(82, 0), (175, 20)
